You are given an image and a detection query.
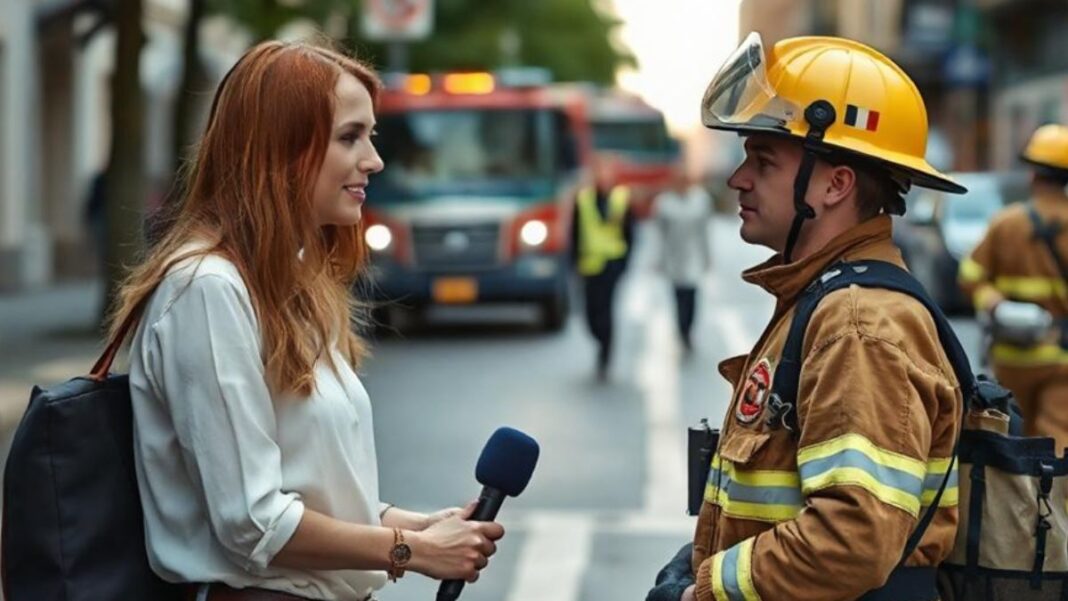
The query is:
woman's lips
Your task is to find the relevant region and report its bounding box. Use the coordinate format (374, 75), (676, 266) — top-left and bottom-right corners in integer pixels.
(343, 185), (366, 203)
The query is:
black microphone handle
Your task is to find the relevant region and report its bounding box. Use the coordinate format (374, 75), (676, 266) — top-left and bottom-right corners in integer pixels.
(435, 486), (506, 601)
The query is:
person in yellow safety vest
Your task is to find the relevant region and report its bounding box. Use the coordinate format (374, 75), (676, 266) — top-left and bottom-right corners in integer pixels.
(570, 157), (635, 382)
(678, 33), (967, 601)
(958, 124), (1068, 453)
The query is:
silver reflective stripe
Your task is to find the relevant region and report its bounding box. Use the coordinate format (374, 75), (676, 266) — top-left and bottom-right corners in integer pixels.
(720, 543), (745, 601)
(799, 448), (924, 498)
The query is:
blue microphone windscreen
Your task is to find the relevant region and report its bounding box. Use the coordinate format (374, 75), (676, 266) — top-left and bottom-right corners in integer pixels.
(475, 427), (540, 497)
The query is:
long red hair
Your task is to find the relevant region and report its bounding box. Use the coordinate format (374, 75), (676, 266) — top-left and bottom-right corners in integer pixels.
(109, 40), (382, 396)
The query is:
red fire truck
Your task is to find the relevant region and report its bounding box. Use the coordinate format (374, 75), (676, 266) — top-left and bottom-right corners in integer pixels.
(586, 90), (680, 218)
(362, 69), (591, 331)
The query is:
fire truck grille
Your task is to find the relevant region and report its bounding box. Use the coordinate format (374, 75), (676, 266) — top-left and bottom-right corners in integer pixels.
(411, 223), (501, 270)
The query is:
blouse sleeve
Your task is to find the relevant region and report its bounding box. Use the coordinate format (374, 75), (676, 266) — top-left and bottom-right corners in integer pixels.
(144, 273), (305, 571)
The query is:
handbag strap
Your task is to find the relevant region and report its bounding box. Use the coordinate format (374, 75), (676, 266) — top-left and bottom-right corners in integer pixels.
(88, 302), (143, 382)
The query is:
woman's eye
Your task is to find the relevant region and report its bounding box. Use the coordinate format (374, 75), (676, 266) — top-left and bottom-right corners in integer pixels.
(340, 133), (357, 144)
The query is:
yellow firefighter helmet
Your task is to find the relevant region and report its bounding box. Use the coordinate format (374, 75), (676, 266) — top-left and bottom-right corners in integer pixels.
(701, 32), (965, 195)
(1021, 124), (1068, 173)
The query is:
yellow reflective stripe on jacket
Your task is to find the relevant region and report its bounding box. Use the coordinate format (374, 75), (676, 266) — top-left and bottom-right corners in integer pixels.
(958, 257), (986, 283)
(921, 457), (959, 508)
(710, 537), (762, 601)
(704, 454), (802, 523)
(992, 276), (1068, 301)
(576, 186), (629, 276)
(798, 433), (927, 517)
(991, 342), (1068, 365)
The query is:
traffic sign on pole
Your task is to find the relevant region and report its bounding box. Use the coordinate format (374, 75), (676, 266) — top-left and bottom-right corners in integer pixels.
(362, 0), (434, 42)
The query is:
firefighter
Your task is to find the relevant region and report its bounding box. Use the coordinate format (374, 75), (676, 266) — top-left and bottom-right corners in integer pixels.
(571, 157), (635, 382)
(681, 33), (966, 601)
(958, 124), (1068, 453)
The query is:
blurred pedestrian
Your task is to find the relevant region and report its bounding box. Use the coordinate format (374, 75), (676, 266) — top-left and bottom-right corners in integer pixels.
(84, 169), (106, 269)
(107, 40), (503, 601)
(673, 33), (966, 601)
(959, 123), (1068, 452)
(653, 163), (713, 354)
(571, 157), (635, 381)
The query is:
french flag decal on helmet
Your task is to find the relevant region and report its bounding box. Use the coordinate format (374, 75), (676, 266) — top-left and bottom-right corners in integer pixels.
(845, 104), (880, 132)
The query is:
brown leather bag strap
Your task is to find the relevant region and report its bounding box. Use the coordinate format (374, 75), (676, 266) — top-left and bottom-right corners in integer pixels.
(88, 288), (159, 382)
(88, 307), (140, 382)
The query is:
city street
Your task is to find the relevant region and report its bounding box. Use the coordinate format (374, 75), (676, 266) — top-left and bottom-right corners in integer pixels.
(0, 215), (985, 601)
(365, 215), (984, 601)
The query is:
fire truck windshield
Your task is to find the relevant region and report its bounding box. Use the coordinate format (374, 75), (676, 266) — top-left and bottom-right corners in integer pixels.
(370, 108), (558, 202)
(592, 118), (677, 163)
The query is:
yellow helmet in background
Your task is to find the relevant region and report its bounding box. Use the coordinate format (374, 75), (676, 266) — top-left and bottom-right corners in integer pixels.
(1021, 124), (1068, 173)
(702, 32), (966, 195)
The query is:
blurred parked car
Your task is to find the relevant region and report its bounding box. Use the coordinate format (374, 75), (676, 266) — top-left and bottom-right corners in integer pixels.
(894, 171), (1030, 315)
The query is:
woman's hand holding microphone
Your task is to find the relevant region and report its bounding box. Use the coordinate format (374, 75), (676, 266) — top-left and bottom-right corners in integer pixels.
(406, 501), (505, 583)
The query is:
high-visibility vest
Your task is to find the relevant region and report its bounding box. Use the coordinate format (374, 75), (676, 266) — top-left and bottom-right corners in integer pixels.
(577, 186), (629, 276)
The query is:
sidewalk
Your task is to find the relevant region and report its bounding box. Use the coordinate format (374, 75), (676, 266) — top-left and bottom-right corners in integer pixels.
(0, 280), (104, 457)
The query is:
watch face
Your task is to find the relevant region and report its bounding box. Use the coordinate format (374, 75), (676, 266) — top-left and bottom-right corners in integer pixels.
(391, 543), (412, 564)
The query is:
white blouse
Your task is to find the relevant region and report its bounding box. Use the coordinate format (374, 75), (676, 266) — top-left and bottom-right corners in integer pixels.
(128, 251), (387, 601)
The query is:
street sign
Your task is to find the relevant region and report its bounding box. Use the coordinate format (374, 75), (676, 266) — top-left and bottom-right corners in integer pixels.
(943, 44), (990, 87)
(362, 0), (434, 42)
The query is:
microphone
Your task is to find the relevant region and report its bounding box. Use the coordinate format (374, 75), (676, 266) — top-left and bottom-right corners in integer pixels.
(436, 427), (539, 601)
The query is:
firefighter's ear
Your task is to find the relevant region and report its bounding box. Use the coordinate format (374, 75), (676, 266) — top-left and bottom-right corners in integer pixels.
(818, 163), (857, 210)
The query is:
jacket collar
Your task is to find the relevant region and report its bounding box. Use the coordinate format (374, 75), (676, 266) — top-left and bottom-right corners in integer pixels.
(742, 215), (904, 305)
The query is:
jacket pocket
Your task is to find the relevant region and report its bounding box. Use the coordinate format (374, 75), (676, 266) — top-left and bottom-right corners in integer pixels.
(718, 428), (771, 464)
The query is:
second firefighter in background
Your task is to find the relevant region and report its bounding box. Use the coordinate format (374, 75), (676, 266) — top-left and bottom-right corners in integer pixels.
(959, 124), (1068, 453)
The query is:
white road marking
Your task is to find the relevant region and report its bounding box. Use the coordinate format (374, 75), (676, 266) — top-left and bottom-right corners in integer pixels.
(504, 513), (594, 601)
(635, 283), (687, 515)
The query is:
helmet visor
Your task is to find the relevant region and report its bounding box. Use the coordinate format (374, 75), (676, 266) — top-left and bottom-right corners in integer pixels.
(701, 32), (800, 130)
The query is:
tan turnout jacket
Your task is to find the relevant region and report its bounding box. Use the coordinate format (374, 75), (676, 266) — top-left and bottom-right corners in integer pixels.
(693, 216), (963, 601)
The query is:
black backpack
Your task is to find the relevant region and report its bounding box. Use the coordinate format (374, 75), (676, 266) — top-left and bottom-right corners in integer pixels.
(2, 316), (182, 600)
(770, 259), (1068, 601)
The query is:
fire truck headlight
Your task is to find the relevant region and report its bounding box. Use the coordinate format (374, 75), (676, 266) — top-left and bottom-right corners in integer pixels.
(366, 224), (393, 251)
(520, 220), (549, 247)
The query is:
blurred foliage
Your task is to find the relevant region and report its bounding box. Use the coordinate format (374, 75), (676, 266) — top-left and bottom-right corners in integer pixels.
(203, 0), (634, 84)
(171, 0), (633, 175)
(348, 0), (636, 84)
(207, 0), (337, 41)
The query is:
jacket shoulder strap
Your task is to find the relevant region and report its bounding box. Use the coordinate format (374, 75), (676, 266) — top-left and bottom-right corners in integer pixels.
(1027, 205), (1068, 284)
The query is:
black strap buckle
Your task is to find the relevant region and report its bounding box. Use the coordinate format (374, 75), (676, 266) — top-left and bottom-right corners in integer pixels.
(765, 392), (796, 433)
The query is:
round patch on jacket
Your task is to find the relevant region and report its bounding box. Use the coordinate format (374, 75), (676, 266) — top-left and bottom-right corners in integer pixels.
(736, 358), (773, 425)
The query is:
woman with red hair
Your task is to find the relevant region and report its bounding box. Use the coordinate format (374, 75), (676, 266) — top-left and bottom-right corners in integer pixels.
(109, 41), (503, 601)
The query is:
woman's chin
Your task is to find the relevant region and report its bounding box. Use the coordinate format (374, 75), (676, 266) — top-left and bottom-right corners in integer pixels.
(321, 208), (362, 228)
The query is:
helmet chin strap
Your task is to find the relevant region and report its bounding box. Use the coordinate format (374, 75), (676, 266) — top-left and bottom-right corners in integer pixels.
(783, 100), (836, 263)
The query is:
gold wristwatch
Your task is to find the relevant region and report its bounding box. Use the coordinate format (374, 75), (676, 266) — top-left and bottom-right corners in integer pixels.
(388, 528), (411, 581)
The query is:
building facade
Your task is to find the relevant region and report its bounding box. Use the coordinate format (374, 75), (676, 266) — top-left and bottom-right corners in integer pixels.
(0, 0), (246, 291)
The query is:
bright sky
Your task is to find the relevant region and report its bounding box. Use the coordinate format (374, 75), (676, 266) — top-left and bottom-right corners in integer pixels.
(611, 0), (742, 134)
